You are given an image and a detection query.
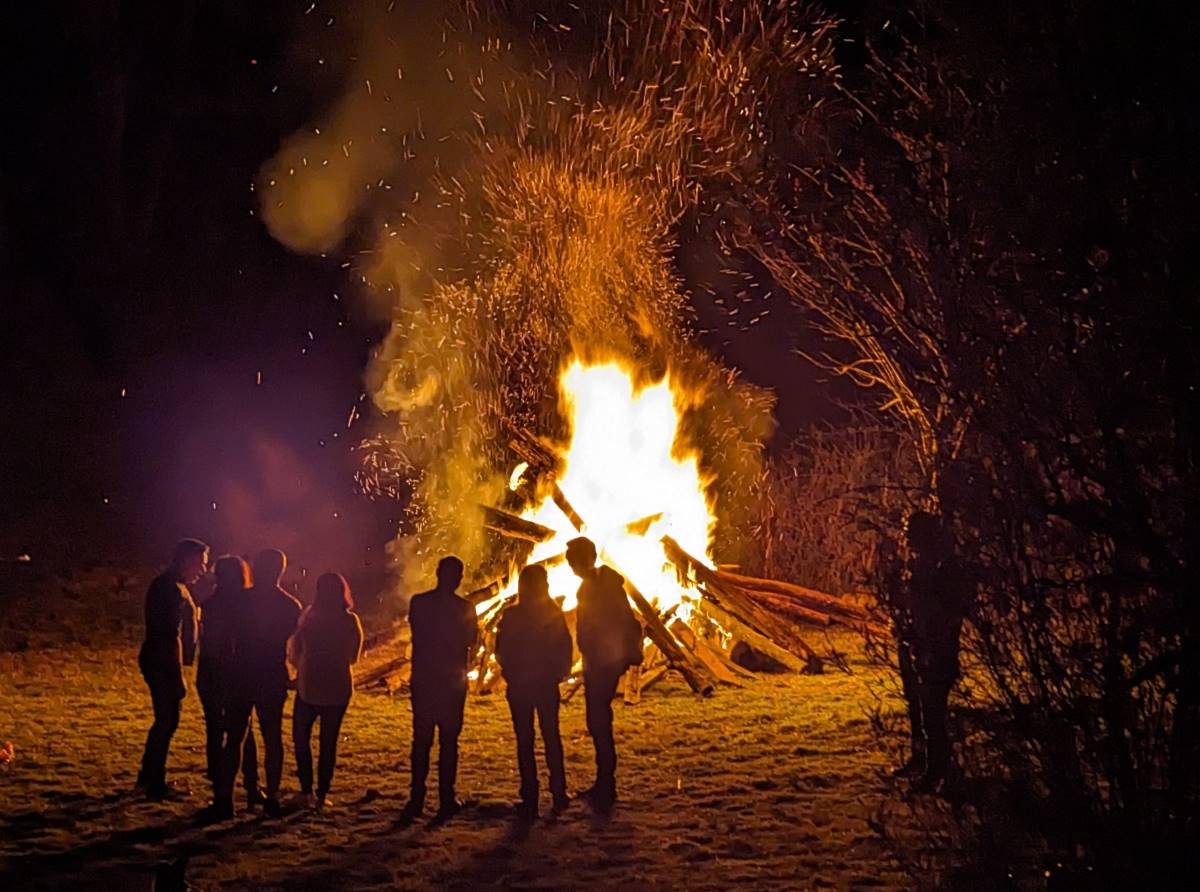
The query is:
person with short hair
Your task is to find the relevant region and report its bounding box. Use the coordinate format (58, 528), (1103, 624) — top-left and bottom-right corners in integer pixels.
(289, 572), (364, 810)
(566, 536), (643, 812)
(400, 555), (479, 823)
(240, 548), (302, 817)
(137, 538), (208, 799)
(495, 563), (573, 821)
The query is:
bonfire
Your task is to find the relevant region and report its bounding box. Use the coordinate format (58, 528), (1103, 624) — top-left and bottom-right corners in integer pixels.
(251, 0), (882, 696)
(359, 357), (886, 699)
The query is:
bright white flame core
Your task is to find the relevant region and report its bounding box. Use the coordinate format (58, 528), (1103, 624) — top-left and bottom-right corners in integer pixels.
(507, 360), (715, 613)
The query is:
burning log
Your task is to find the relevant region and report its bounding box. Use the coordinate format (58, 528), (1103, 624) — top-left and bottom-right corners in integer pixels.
(355, 655), (410, 690)
(698, 598), (818, 675)
(636, 665), (670, 695)
(623, 576), (715, 696)
(481, 505), (557, 543)
(661, 535), (823, 672)
(670, 619), (746, 687)
(738, 591), (835, 629)
(662, 533), (878, 639)
(716, 568), (889, 635)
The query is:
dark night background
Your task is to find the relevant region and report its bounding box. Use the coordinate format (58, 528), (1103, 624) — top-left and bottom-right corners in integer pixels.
(0, 0), (831, 584)
(2, 0), (1196, 582)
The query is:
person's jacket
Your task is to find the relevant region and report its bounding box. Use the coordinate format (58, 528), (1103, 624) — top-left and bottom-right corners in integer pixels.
(289, 605), (364, 707)
(575, 566), (642, 673)
(139, 570), (197, 686)
(495, 597), (573, 692)
(196, 584), (249, 700)
(407, 589), (479, 691)
(242, 584), (302, 700)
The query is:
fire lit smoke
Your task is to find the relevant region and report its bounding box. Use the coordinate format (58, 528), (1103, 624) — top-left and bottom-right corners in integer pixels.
(257, 1), (837, 597)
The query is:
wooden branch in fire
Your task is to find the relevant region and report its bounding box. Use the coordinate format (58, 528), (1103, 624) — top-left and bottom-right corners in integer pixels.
(661, 535), (824, 673)
(480, 505), (557, 543)
(662, 535), (888, 639)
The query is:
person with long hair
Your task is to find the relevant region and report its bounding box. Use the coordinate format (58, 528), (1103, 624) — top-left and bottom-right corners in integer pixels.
(196, 555), (253, 821)
(495, 564), (573, 821)
(288, 572), (363, 810)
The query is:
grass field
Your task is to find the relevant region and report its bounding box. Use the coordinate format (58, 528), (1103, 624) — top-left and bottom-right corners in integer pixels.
(1, 603), (922, 890)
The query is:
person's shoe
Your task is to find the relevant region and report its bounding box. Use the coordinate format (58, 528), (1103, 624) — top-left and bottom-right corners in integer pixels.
(245, 787), (268, 809)
(515, 800), (538, 823)
(577, 785), (615, 804)
(145, 782), (189, 802)
(290, 791), (317, 810)
(891, 756), (925, 779)
(433, 797), (464, 823)
(315, 794), (333, 812)
(579, 785), (616, 813)
(397, 798), (424, 825)
(194, 799), (235, 825)
(551, 794), (570, 816)
(263, 796), (283, 818)
(909, 766), (948, 795)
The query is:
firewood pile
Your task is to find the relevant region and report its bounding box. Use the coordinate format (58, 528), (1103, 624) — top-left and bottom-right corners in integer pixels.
(356, 437), (890, 698)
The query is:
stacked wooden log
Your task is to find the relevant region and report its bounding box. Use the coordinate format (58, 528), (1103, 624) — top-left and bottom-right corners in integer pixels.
(355, 437), (890, 696)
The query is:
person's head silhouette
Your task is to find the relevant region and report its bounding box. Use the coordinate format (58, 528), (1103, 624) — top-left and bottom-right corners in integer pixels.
(517, 563), (551, 605)
(171, 538), (209, 584)
(566, 537), (598, 579)
(436, 555), (464, 592)
(213, 555), (250, 592)
(254, 548), (287, 586)
(315, 572), (354, 611)
(907, 512), (951, 561)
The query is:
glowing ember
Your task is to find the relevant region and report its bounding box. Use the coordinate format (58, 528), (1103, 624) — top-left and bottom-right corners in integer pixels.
(504, 359), (716, 614)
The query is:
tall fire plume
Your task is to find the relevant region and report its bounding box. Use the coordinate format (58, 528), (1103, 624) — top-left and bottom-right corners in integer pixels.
(257, 0), (837, 599)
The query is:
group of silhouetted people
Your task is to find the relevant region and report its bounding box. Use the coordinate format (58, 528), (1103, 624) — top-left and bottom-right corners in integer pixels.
(136, 540), (363, 822)
(137, 534), (643, 824)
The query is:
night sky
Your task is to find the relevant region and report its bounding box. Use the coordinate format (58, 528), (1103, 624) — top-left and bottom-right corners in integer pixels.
(3, 0), (1195, 580)
(1, 1), (833, 579)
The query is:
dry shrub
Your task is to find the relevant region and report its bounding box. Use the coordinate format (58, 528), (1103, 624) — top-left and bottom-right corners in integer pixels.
(744, 424), (911, 595)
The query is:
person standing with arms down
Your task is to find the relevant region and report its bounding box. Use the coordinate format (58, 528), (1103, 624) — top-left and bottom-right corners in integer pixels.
(289, 572), (364, 810)
(894, 512), (973, 793)
(495, 564), (573, 821)
(566, 537), (643, 813)
(195, 555), (253, 821)
(243, 548), (302, 817)
(137, 538), (208, 800)
(401, 556), (479, 824)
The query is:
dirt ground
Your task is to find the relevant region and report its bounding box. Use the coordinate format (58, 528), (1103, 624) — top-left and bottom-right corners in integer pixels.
(0, 629), (918, 891)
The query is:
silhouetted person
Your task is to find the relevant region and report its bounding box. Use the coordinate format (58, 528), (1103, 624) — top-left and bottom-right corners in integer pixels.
(137, 538), (207, 799)
(243, 548), (302, 816)
(495, 564), (573, 821)
(567, 537), (643, 812)
(196, 555), (254, 820)
(894, 512), (971, 792)
(401, 555), (479, 823)
(289, 572), (364, 810)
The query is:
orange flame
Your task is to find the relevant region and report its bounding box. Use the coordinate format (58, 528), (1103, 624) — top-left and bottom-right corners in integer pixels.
(506, 359), (715, 614)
